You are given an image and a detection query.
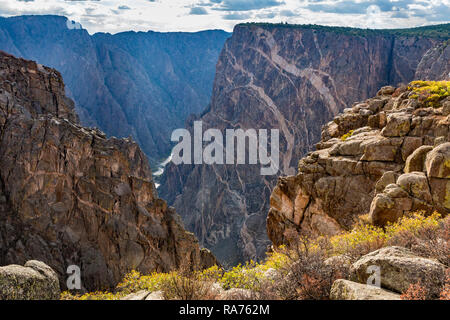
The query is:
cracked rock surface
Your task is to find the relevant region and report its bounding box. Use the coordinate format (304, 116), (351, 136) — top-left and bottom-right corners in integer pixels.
(268, 84), (449, 246)
(0, 51), (216, 291)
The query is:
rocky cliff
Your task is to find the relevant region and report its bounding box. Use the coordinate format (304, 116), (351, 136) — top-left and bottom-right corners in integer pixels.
(0, 15), (230, 164)
(160, 23), (449, 265)
(0, 51), (215, 291)
(415, 41), (450, 81)
(268, 82), (449, 246)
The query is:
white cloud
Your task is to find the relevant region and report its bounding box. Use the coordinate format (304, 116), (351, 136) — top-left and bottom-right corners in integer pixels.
(0, 0), (448, 34)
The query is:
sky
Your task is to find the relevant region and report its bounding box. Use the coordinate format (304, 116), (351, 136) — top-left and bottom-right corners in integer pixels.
(0, 0), (449, 34)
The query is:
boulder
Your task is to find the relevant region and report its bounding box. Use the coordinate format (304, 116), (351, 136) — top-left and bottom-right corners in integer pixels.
(218, 288), (257, 300)
(397, 172), (432, 203)
(404, 145), (433, 173)
(381, 114), (411, 137)
(360, 137), (403, 162)
(351, 247), (447, 295)
(429, 177), (450, 211)
(425, 142), (450, 178)
(378, 86), (396, 96)
(375, 171), (399, 193)
(443, 101), (450, 116)
(145, 290), (165, 300)
(120, 290), (150, 300)
(369, 193), (410, 226)
(330, 279), (401, 300)
(0, 260), (60, 300)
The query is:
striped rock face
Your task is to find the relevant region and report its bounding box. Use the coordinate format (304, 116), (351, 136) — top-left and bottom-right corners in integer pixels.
(160, 24), (445, 265)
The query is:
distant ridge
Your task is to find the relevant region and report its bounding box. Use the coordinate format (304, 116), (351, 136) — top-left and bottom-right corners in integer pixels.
(0, 14), (230, 165)
(238, 22), (450, 39)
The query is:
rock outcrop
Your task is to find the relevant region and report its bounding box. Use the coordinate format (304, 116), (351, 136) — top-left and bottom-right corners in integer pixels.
(0, 260), (60, 300)
(330, 279), (401, 300)
(160, 23), (448, 264)
(370, 142), (449, 226)
(0, 15), (230, 164)
(351, 246), (447, 296)
(415, 42), (450, 81)
(268, 83), (449, 246)
(0, 51), (215, 291)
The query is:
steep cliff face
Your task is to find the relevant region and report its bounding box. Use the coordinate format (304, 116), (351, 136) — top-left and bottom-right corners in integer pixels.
(268, 83), (449, 246)
(0, 15), (230, 164)
(415, 42), (450, 81)
(0, 51), (215, 291)
(160, 23), (447, 265)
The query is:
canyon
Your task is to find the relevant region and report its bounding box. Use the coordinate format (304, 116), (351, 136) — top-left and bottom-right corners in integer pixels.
(0, 15), (230, 165)
(0, 15), (448, 293)
(160, 23), (449, 265)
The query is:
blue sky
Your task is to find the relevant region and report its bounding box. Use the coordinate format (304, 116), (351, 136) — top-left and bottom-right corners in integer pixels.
(1, 0), (449, 34)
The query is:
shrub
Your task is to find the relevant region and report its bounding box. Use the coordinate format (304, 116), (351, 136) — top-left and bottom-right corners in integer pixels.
(408, 80), (450, 107)
(340, 129), (354, 141)
(273, 235), (350, 300)
(218, 261), (266, 291)
(401, 282), (429, 300)
(386, 213), (449, 266)
(161, 268), (219, 300)
(440, 270), (450, 300)
(330, 223), (386, 261)
(61, 212), (448, 300)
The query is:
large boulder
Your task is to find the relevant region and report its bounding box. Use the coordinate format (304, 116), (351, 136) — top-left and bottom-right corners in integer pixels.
(330, 279), (401, 300)
(425, 142), (450, 178)
(351, 247), (447, 296)
(404, 145), (433, 173)
(370, 142), (450, 226)
(381, 113), (411, 137)
(0, 260), (60, 300)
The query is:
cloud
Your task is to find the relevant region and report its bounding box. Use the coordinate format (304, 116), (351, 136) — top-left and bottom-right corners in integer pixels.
(223, 12), (252, 20)
(410, 3), (450, 21)
(0, 0), (447, 34)
(256, 11), (276, 19)
(305, 0), (421, 14)
(280, 9), (296, 17)
(212, 0), (284, 11)
(190, 7), (208, 15)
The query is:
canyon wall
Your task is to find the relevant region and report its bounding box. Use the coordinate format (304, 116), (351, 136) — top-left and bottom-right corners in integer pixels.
(0, 51), (215, 291)
(160, 23), (448, 265)
(0, 15), (230, 164)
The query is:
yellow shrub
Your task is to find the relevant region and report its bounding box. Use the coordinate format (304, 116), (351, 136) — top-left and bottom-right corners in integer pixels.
(385, 212), (441, 237)
(263, 249), (290, 270)
(61, 212), (445, 300)
(219, 261), (265, 290)
(330, 224), (386, 255)
(341, 130), (354, 141)
(198, 265), (223, 282)
(329, 211), (442, 256)
(409, 81), (450, 107)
